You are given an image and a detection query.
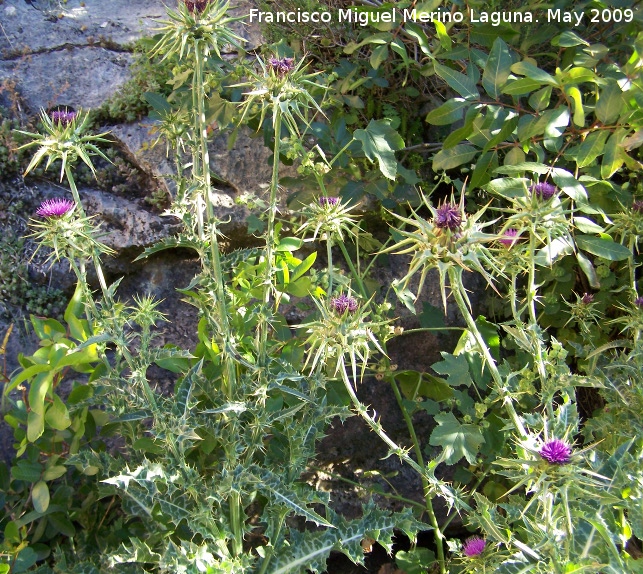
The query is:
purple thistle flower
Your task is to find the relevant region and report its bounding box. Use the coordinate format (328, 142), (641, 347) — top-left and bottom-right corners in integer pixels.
(183, 0), (209, 13)
(581, 293), (594, 305)
(462, 536), (486, 557)
(268, 56), (295, 76)
(330, 294), (358, 314)
(36, 198), (75, 218)
(50, 110), (76, 126)
(539, 439), (572, 464)
(635, 297), (643, 307)
(499, 228), (519, 247)
(434, 201), (462, 231)
(531, 181), (557, 200)
(632, 200), (643, 213)
(319, 196), (340, 207)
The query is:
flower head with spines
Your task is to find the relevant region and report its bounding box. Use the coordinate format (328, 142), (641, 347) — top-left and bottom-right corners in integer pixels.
(384, 189), (502, 312)
(151, 0), (244, 61)
(462, 536), (486, 557)
(16, 109), (111, 183)
(236, 54), (328, 139)
(36, 198), (75, 218)
(297, 196), (357, 243)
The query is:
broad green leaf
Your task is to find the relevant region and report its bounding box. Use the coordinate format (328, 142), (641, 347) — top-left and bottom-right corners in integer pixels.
(276, 237), (303, 252)
(434, 62), (479, 99)
(396, 371), (453, 402)
(396, 548), (436, 574)
(566, 86), (585, 126)
(405, 22), (432, 56)
(45, 394), (71, 430)
(433, 144), (478, 171)
(429, 412), (484, 465)
(291, 251), (317, 282)
(32, 480), (50, 513)
(425, 98), (469, 126)
(553, 30), (590, 47)
(353, 119), (404, 180)
(470, 151), (497, 189)
(595, 83), (623, 124)
(534, 236), (574, 266)
(370, 44), (389, 70)
(343, 32), (391, 54)
(504, 147), (525, 166)
(206, 92), (236, 129)
(574, 216), (604, 234)
(483, 38), (512, 99)
(528, 86), (552, 111)
(12, 460), (42, 483)
(571, 130), (610, 168)
(27, 410), (45, 442)
(433, 19), (451, 51)
(576, 251), (600, 289)
(43, 465), (67, 481)
(143, 91), (172, 113)
(601, 129), (627, 178)
(432, 353), (472, 387)
(502, 77), (543, 95)
(511, 61), (557, 85)
(28, 372), (53, 416)
(550, 168), (587, 201)
(576, 235), (632, 261)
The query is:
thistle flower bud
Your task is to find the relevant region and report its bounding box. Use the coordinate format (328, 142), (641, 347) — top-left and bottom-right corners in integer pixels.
(581, 293), (594, 304)
(267, 56), (295, 76)
(530, 181), (557, 200)
(50, 110), (77, 126)
(330, 294), (358, 314)
(319, 196), (340, 207)
(499, 228), (519, 247)
(632, 200), (643, 213)
(434, 201), (462, 231)
(183, 0), (209, 13)
(635, 297), (643, 307)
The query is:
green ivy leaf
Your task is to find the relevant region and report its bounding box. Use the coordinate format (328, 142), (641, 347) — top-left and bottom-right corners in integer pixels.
(432, 353), (472, 387)
(429, 412), (484, 465)
(353, 119), (404, 180)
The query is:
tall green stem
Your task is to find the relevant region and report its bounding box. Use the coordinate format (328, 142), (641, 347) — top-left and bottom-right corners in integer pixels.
(388, 375), (446, 573)
(448, 267), (528, 439)
(258, 110), (283, 364)
(193, 41), (235, 400)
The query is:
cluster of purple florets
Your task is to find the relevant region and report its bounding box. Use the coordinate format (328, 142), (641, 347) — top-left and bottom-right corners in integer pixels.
(330, 294), (358, 314)
(434, 202), (462, 231)
(462, 536), (486, 557)
(499, 228), (519, 247)
(539, 439), (572, 464)
(50, 110), (76, 126)
(581, 293), (594, 305)
(36, 198), (75, 218)
(183, 0), (209, 13)
(531, 181), (557, 200)
(319, 196), (340, 207)
(268, 56), (295, 76)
